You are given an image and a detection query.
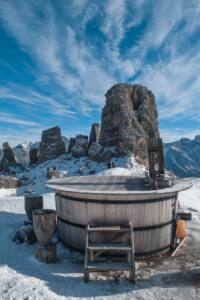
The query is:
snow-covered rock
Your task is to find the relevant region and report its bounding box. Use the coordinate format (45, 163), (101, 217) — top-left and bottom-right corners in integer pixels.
(13, 142), (31, 167)
(71, 135), (89, 158)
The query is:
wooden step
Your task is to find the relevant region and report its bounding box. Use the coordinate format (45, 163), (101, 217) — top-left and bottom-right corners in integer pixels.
(86, 261), (130, 272)
(88, 242), (131, 251)
(88, 226), (130, 233)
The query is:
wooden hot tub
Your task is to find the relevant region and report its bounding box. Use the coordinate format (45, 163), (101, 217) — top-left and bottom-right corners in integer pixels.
(46, 176), (191, 256)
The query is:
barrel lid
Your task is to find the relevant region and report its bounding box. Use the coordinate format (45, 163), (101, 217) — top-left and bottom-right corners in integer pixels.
(46, 176), (192, 196)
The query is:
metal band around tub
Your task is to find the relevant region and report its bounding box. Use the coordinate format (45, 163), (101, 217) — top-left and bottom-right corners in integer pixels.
(57, 215), (173, 231)
(57, 193), (173, 204)
(57, 217), (171, 256)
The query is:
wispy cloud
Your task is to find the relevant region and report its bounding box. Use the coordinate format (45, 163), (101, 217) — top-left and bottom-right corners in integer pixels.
(0, 126), (43, 147)
(0, 85), (76, 118)
(140, 42), (200, 121)
(0, 112), (38, 126)
(0, 1), (79, 92)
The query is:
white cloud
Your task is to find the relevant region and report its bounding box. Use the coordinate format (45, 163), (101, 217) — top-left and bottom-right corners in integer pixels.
(140, 50), (200, 120)
(0, 126), (43, 147)
(0, 112), (38, 126)
(0, 85), (77, 118)
(0, 1), (79, 92)
(64, 26), (115, 107)
(67, 0), (90, 17)
(161, 128), (200, 143)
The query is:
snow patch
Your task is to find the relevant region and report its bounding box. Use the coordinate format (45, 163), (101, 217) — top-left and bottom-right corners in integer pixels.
(0, 188), (16, 196)
(96, 167), (142, 176)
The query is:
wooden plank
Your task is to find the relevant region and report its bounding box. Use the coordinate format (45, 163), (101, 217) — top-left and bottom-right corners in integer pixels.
(88, 243), (131, 251)
(84, 224), (90, 283)
(171, 237), (187, 257)
(129, 222), (136, 283)
(86, 261), (130, 272)
(148, 138), (165, 180)
(88, 226), (129, 232)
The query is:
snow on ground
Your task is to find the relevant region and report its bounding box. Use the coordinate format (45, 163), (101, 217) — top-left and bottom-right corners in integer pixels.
(0, 177), (199, 299)
(180, 179), (200, 211)
(97, 167), (136, 176)
(0, 188), (16, 196)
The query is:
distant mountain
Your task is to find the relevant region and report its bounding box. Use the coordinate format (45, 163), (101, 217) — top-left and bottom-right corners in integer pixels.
(164, 135), (200, 178)
(0, 137), (69, 167)
(13, 142), (39, 166)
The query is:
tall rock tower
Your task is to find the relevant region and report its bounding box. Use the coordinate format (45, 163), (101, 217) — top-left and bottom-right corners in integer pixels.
(0, 142), (20, 174)
(100, 83), (160, 164)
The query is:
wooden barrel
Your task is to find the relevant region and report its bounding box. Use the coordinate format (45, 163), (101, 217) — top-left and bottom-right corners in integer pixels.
(24, 194), (43, 221)
(46, 176), (191, 256)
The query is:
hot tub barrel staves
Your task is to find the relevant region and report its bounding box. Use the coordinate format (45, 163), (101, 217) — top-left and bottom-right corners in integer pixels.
(46, 176), (191, 256)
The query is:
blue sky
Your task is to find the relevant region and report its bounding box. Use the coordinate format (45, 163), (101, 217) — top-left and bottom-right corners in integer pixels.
(0, 0), (200, 146)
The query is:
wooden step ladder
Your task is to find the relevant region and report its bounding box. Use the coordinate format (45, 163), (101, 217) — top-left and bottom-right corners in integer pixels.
(84, 222), (135, 283)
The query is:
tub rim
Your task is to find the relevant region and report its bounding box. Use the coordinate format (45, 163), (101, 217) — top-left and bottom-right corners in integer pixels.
(46, 176), (192, 197)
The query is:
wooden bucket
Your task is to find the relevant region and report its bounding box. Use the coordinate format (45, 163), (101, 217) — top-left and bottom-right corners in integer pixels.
(32, 209), (56, 246)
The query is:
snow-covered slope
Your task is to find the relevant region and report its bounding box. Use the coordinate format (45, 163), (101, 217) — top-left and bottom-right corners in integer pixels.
(164, 135), (200, 178)
(16, 154), (146, 195)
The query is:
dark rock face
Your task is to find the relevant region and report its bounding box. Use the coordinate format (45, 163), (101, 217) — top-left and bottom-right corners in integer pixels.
(30, 148), (38, 166)
(100, 84), (160, 164)
(37, 127), (66, 163)
(164, 135), (200, 177)
(68, 137), (75, 153)
(0, 142), (19, 173)
(98, 147), (118, 162)
(0, 148), (3, 160)
(89, 123), (101, 145)
(88, 142), (102, 160)
(71, 135), (89, 158)
(12, 225), (37, 244)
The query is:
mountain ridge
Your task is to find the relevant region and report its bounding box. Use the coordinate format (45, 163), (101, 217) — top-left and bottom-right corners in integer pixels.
(164, 135), (200, 177)
(0, 134), (199, 178)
